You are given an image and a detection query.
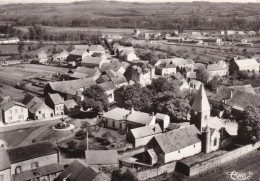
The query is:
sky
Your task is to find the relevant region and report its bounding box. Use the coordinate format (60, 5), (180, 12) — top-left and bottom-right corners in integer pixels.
(0, 0), (259, 4)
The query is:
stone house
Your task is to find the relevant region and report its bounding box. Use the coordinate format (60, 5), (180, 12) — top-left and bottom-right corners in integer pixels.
(22, 94), (54, 120)
(3, 141), (63, 181)
(229, 58), (259, 74)
(52, 49), (69, 62)
(0, 101), (28, 124)
(207, 64), (228, 78)
(45, 93), (64, 116)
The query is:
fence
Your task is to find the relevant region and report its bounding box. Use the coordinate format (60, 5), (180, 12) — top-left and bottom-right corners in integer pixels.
(134, 162), (177, 181)
(178, 141), (260, 177)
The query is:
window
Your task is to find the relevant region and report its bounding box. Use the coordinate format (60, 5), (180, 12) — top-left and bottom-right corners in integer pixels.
(9, 110), (12, 114)
(204, 115), (208, 120)
(15, 166), (22, 174)
(39, 111), (41, 114)
(194, 145), (196, 148)
(15, 109), (18, 113)
(112, 121), (115, 128)
(9, 117), (12, 121)
(178, 150), (180, 153)
(31, 162), (39, 169)
(108, 94), (113, 99)
(214, 138), (218, 146)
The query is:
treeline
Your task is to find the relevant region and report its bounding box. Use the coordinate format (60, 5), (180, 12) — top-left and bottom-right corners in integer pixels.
(2, 15), (260, 31)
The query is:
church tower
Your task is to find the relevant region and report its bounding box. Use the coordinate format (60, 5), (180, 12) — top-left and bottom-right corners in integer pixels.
(190, 84), (211, 132)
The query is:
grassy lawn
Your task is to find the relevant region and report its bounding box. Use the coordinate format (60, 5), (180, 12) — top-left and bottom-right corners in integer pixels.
(0, 127), (39, 148)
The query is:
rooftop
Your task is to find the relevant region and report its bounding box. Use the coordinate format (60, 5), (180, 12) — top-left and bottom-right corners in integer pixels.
(97, 81), (116, 92)
(130, 124), (162, 139)
(153, 125), (201, 154)
(47, 93), (64, 105)
(7, 141), (58, 164)
(234, 58), (258, 67)
(0, 101), (27, 112)
(85, 150), (119, 165)
(207, 64), (227, 71)
(103, 107), (130, 121)
(0, 149), (10, 171)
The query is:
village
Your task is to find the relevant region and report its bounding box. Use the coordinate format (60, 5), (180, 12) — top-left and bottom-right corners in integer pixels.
(0, 18), (260, 181)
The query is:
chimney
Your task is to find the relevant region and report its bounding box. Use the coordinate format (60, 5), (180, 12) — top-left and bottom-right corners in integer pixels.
(130, 107), (134, 114)
(230, 90), (233, 98)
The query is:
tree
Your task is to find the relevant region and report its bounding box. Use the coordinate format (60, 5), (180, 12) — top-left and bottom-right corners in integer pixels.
(111, 170), (137, 181)
(82, 85), (109, 113)
(18, 42), (25, 55)
(208, 76), (219, 91)
(197, 67), (211, 84)
(237, 106), (260, 144)
(67, 140), (77, 150)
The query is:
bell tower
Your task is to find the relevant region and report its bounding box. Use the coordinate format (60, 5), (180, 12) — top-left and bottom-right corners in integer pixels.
(190, 84), (211, 132)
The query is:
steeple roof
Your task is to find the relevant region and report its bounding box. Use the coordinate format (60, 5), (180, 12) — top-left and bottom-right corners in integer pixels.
(191, 84), (211, 112)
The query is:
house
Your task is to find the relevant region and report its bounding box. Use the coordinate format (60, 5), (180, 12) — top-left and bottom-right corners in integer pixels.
(6, 141), (63, 181)
(97, 82), (116, 103)
(63, 99), (79, 114)
(96, 70), (128, 88)
(69, 67), (101, 80)
(229, 57), (259, 74)
(156, 58), (194, 72)
(88, 45), (105, 55)
(189, 79), (203, 90)
(35, 49), (48, 64)
(99, 62), (129, 75)
(45, 94), (64, 116)
(0, 101), (28, 124)
(56, 159), (110, 181)
(147, 125), (201, 163)
(44, 78), (96, 100)
(66, 50), (89, 66)
(120, 50), (138, 62)
(52, 49), (69, 62)
(207, 64), (228, 77)
(85, 150), (119, 170)
(156, 64), (176, 76)
(22, 94), (54, 120)
(81, 56), (109, 68)
(126, 124), (162, 148)
(131, 65), (154, 87)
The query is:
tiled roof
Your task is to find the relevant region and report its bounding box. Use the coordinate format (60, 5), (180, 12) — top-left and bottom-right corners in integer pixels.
(74, 45), (89, 50)
(23, 94), (49, 114)
(82, 56), (103, 65)
(155, 113), (168, 120)
(48, 78), (96, 95)
(103, 107), (130, 121)
(191, 84), (211, 112)
(7, 141), (58, 164)
(85, 150), (119, 165)
(12, 164), (64, 181)
(226, 90), (260, 110)
(171, 72), (184, 81)
(0, 101), (27, 111)
(0, 149), (10, 171)
(57, 159), (110, 181)
(130, 124), (162, 139)
(97, 81), (116, 92)
(47, 93), (64, 105)
(70, 67), (101, 79)
(153, 125), (201, 154)
(229, 85), (255, 94)
(69, 49), (87, 56)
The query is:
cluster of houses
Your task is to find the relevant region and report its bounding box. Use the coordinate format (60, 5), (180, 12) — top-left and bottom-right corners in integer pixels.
(0, 141), (110, 181)
(0, 93), (79, 125)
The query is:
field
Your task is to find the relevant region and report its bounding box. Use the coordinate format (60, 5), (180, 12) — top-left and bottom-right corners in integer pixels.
(1, 1), (260, 20)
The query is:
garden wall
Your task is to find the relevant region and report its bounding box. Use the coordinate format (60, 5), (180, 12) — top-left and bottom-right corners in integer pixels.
(135, 162), (176, 181)
(178, 141), (260, 177)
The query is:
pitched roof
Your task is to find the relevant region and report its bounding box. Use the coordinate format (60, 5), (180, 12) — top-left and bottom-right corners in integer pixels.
(12, 164), (64, 181)
(155, 113), (169, 120)
(47, 93), (64, 105)
(97, 81), (116, 92)
(63, 99), (78, 109)
(22, 94), (50, 114)
(57, 159), (110, 181)
(234, 58), (258, 68)
(0, 101), (27, 111)
(85, 150), (119, 165)
(74, 45), (89, 50)
(103, 107), (130, 121)
(0, 149), (10, 171)
(70, 67), (101, 79)
(126, 109), (154, 125)
(89, 45), (105, 52)
(69, 49), (87, 56)
(47, 78), (96, 95)
(226, 90), (260, 110)
(82, 56), (104, 65)
(153, 125), (201, 154)
(7, 141), (58, 164)
(229, 85), (255, 94)
(159, 57), (194, 66)
(130, 124), (162, 139)
(191, 85), (211, 112)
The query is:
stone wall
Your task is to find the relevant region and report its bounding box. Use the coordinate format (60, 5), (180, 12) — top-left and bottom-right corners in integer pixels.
(179, 141), (260, 177)
(135, 162), (176, 181)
